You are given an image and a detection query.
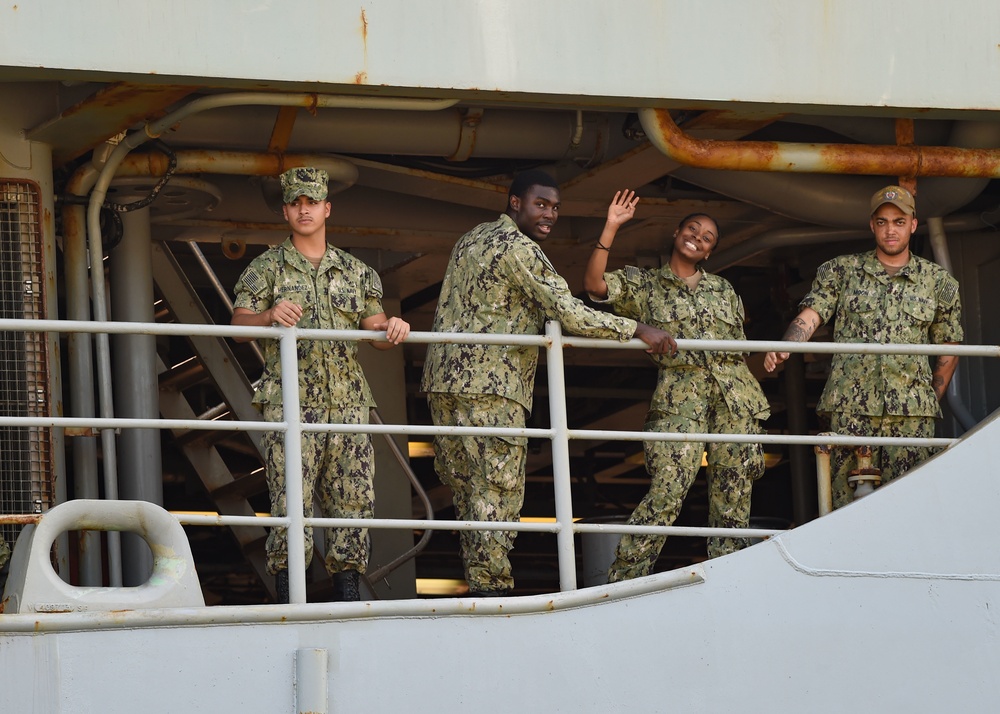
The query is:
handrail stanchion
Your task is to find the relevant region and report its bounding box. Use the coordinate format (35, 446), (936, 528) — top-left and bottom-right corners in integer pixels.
(814, 437), (835, 516)
(279, 329), (308, 604)
(545, 321), (578, 592)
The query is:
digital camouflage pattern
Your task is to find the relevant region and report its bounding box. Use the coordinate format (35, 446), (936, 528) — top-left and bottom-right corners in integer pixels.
(598, 266), (770, 577)
(0, 532), (8, 571)
(608, 405), (765, 581)
(420, 213), (636, 411)
(421, 213), (636, 591)
(800, 250), (962, 509)
(800, 250), (963, 418)
(280, 166), (329, 203)
(233, 238), (384, 574)
(828, 412), (934, 509)
(261, 405), (373, 575)
(234, 238), (384, 409)
(598, 266), (770, 421)
(427, 393), (526, 592)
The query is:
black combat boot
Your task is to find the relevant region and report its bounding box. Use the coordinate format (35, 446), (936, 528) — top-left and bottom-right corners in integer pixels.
(275, 569), (289, 604)
(331, 569), (361, 602)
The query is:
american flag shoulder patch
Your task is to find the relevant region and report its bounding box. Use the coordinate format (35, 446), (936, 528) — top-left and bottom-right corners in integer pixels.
(938, 278), (959, 307)
(242, 268), (263, 294)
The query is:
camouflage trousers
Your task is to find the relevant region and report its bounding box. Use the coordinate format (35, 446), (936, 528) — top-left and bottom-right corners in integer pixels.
(0, 532), (9, 571)
(608, 401), (765, 583)
(428, 393), (527, 593)
(828, 412), (935, 510)
(261, 404), (374, 576)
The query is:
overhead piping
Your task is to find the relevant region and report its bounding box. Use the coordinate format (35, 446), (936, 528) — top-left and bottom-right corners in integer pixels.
(639, 108), (1000, 178)
(77, 92), (458, 587)
(116, 150), (359, 186)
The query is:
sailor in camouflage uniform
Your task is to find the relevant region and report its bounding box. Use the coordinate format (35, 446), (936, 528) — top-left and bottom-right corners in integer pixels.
(585, 199), (770, 581)
(765, 185), (962, 509)
(421, 171), (677, 596)
(232, 167), (410, 602)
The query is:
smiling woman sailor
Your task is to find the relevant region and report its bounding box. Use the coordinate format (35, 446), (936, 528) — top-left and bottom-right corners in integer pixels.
(584, 201), (770, 581)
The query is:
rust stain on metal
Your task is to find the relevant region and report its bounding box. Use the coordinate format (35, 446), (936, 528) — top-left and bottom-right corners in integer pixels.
(0, 514), (41, 525)
(32, 83), (198, 166)
(644, 107), (1000, 178)
(267, 106), (299, 154)
(358, 7), (369, 78)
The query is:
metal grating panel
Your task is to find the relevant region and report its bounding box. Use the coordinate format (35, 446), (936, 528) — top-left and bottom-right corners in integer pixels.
(0, 180), (52, 546)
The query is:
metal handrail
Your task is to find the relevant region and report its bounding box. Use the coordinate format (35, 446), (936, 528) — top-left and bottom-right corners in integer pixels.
(183, 240), (435, 590)
(0, 316), (990, 598)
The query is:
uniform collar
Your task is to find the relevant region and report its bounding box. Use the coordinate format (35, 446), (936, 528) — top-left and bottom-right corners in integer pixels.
(497, 213), (520, 234)
(863, 250), (915, 280)
(281, 236), (340, 273)
(660, 264), (707, 287)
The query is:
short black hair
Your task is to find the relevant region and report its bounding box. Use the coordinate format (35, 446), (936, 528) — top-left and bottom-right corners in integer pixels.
(677, 212), (721, 245)
(508, 170), (560, 200)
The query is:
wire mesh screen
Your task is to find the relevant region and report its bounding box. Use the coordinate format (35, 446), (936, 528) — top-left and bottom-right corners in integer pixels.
(0, 180), (52, 548)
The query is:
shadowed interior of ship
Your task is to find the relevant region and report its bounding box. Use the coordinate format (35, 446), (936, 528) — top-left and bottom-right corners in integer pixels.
(11, 84), (998, 603)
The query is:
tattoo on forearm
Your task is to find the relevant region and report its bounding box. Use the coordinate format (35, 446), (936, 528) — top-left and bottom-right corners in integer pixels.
(782, 315), (817, 343)
(932, 355), (957, 399)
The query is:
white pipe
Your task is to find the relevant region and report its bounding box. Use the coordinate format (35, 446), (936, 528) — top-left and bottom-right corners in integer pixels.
(0, 565), (706, 632)
(927, 216), (978, 432)
(295, 649), (329, 714)
(546, 321), (578, 591)
(79, 93), (462, 587)
(279, 331), (308, 604)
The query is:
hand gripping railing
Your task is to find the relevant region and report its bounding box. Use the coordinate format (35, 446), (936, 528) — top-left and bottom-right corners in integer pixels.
(0, 316), (993, 603)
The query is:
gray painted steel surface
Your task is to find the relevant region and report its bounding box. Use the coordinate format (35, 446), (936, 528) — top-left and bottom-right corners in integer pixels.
(2, 413), (998, 712)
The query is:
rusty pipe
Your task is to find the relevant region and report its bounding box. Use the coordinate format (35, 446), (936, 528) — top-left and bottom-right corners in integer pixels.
(639, 108), (1000, 178)
(116, 150), (358, 188)
(814, 437), (835, 517)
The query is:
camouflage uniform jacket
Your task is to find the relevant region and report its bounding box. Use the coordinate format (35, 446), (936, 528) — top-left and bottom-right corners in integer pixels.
(597, 265), (770, 422)
(800, 250), (963, 418)
(420, 214), (637, 412)
(234, 237), (384, 409)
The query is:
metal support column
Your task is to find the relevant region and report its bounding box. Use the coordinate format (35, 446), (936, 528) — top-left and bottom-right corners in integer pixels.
(110, 206), (163, 584)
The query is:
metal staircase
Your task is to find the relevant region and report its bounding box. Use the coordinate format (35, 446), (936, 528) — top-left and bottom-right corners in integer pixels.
(151, 241), (276, 598)
(149, 240), (434, 602)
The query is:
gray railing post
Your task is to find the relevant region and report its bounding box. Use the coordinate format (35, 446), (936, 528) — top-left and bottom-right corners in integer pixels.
(545, 321), (578, 591)
(280, 329), (308, 604)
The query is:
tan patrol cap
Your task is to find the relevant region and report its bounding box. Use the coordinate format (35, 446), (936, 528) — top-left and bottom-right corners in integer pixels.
(870, 185), (915, 217)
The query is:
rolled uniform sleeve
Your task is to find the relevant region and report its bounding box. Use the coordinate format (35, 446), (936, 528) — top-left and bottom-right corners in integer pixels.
(233, 239), (378, 409)
(599, 265), (769, 422)
(804, 251), (962, 418)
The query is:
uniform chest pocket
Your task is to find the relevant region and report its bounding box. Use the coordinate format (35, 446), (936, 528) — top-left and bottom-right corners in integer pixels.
(329, 290), (362, 315)
(714, 302), (739, 328)
(901, 296), (935, 325)
(843, 292), (880, 316)
(650, 301), (691, 328)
